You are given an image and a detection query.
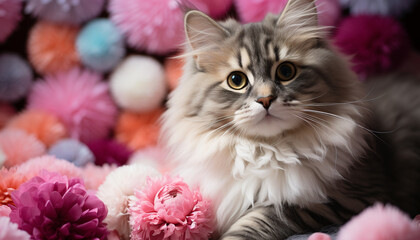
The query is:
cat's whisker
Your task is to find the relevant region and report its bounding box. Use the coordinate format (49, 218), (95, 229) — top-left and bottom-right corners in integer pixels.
(297, 92), (328, 103)
(204, 121), (236, 139)
(299, 114), (346, 163)
(301, 109), (392, 147)
(289, 113), (325, 153)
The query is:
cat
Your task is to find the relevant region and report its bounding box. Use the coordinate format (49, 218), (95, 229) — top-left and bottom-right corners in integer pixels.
(161, 0), (420, 239)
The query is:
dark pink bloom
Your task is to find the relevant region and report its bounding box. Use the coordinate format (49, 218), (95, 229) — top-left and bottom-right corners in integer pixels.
(334, 15), (409, 79)
(9, 171), (108, 239)
(87, 139), (132, 166)
(129, 175), (213, 240)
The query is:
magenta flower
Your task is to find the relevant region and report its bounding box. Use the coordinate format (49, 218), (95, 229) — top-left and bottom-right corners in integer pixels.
(129, 176), (214, 240)
(9, 171), (108, 239)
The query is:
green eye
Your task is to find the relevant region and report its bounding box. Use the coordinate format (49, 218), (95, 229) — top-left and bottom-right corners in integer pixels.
(276, 62), (297, 82)
(227, 71), (248, 90)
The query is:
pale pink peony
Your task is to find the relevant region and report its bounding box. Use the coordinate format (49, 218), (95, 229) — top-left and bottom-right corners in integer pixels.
(129, 175), (213, 240)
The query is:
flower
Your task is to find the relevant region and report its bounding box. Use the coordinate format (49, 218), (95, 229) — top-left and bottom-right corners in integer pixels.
(0, 0), (22, 43)
(7, 110), (67, 147)
(16, 155), (82, 180)
(87, 139), (132, 166)
(25, 0), (104, 24)
(0, 205), (11, 217)
(129, 175), (214, 240)
(81, 163), (117, 190)
(115, 108), (163, 150)
(28, 67), (118, 143)
(0, 167), (27, 206)
(0, 128), (46, 168)
(27, 21), (80, 75)
(97, 163), (161, 239)
(9, 171), (108, 239)
(0, 216), (31, 240)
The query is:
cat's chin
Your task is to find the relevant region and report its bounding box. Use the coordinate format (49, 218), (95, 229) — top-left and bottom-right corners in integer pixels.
(242, 113), (300, 138)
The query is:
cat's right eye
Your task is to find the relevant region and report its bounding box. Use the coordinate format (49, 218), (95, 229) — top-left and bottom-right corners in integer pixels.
(227, 71), (248, 90)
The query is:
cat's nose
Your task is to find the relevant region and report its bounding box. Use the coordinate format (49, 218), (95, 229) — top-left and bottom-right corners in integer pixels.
(256, 95), (276, 109)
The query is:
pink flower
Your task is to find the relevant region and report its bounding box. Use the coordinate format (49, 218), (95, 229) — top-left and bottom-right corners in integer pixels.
(0, 205), (11, 217)
(9, 171), (108, 239)
(129, 175), (214, 240)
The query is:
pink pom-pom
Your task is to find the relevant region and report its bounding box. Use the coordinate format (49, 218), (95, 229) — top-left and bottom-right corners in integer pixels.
(16, 155), (82, 180)
(0, 0), (21, 43)
(87, 139), (132, 166)
(337, 204), (420, 240)
(109, 0), (212, 54)
(202, 0), (233, 19)
(309, 232), (332, 240)
(0, 128), (46, 168)
(28, 68), (118, 143)
(10, 171), (108, 239)
(235, 0), (341, 27)
(25, 0), (105, 25)
(81, 163), (117, 190)
(334, 15), (410, 79)
(129, 175), (214, 240)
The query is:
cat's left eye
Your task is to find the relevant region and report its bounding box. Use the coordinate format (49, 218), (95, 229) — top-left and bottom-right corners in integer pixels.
(276, 62), (297, 82)
(227, 71), (248, 90)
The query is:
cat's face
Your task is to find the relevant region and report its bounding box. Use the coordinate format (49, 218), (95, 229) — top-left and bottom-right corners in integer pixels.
(174, 0), (361, 139)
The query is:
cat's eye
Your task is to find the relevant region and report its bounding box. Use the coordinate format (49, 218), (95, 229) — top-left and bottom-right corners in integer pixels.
(227, 71), (248, 90)
(276, 62), (297, 82)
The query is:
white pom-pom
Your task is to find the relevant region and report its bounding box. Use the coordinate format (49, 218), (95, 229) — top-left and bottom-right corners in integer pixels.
(96, 163), (161, 239)
(110, 56), (167, 113)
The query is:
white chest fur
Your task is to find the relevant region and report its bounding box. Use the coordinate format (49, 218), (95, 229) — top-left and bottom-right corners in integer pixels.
(168, 109), (366, 233)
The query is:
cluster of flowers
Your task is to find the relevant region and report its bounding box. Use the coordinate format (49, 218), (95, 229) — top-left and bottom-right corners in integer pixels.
(1, 156), (214, 240)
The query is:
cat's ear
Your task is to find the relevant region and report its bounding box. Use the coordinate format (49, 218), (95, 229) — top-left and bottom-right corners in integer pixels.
(184, 10), (229, 52)
(276, 0), (319, 36)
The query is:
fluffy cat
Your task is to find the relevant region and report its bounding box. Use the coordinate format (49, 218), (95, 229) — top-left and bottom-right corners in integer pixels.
(161, 0), (420, 239)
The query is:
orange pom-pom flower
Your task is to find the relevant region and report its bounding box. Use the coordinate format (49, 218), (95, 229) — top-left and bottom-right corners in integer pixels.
(0, 167), (28, 206)
(28, 21), (80, 74)
(164, 56), (184, 91)
(0, 128), (46, 168)
(116, 108), (163, 150)
(7, 110), (67, 147)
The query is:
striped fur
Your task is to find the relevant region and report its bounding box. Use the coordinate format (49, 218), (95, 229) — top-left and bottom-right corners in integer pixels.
(162, 0), (420, 239)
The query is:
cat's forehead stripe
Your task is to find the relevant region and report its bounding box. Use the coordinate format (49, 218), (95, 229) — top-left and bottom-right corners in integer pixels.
(239, 47), (251, 69)
(267, 42), (275, 60)
(228, 55), (240, 69)
(280, 46), (289, 60)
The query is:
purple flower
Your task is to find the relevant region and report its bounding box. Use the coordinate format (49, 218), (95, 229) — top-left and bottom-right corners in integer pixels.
(10, 171), (108, 239)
